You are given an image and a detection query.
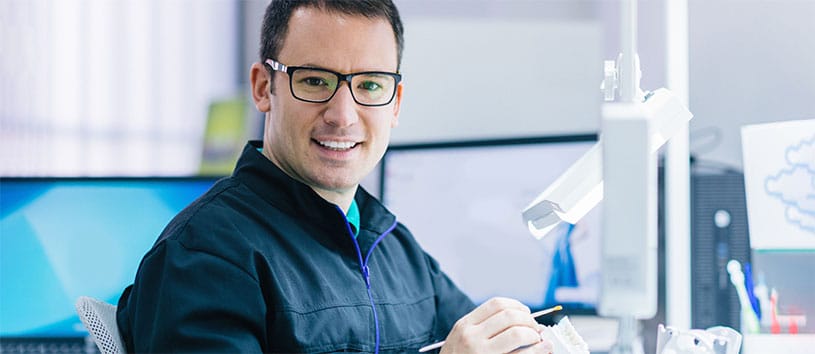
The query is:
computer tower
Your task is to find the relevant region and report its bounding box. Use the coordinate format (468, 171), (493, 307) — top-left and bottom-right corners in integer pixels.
(690, 170), (752, 330)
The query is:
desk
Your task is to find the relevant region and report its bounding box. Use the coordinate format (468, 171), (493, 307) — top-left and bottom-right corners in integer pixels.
(742, 334), (815, 354)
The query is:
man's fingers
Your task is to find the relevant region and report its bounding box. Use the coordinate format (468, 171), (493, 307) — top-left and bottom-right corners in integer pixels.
(486, 326), (542, 353)
(442, 297), (542, 354)
(509, 325), (553, 354)
(510, 339), (554, 354)
(460, 297), (530, 326)
(478, 308), (540, 339)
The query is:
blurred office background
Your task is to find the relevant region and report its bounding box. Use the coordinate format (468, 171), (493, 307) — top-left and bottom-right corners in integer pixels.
(1, 1), (813, 352)
(2, 0), (813, 176)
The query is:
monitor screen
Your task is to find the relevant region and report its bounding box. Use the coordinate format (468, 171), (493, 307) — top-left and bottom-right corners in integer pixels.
(0, 177), (219, 338)
(381, 135), (601, 313)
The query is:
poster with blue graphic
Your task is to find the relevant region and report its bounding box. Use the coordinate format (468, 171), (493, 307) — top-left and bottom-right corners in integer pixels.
(741, 119), (815, 250)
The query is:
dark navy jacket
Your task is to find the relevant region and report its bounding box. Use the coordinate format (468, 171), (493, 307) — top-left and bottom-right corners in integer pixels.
(117, 141), (476, 353)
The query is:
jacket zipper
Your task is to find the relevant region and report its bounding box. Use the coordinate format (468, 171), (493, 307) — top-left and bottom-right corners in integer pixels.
(337, 206), (397, 354)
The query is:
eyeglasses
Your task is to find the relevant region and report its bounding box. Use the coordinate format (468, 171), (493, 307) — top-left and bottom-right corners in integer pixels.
(265, 58), (402, 107)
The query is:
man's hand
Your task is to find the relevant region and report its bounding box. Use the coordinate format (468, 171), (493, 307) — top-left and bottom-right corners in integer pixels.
(440, 297), (554, 354)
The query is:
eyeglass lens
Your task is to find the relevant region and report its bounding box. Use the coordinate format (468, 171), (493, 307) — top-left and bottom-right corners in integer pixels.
(291, 68), (396, 105)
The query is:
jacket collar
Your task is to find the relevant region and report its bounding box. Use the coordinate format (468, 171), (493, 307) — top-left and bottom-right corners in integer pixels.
(232, 141), (396, 237)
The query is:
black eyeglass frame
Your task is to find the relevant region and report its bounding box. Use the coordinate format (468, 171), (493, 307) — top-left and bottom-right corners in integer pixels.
(264, 58), (402, 107)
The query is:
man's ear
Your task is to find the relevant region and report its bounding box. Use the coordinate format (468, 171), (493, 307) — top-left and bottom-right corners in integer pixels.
(390, 83), (403, 128)
(250, 62), (272, 113)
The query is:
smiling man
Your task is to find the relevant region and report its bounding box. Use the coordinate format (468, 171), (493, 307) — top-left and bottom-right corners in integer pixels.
(255, 5), (400, 214)
(116, 1), (552, 353)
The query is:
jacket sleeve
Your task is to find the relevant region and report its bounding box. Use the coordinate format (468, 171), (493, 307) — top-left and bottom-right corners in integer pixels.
(118, 239), (267, 353)
(426, 253), (477, 340)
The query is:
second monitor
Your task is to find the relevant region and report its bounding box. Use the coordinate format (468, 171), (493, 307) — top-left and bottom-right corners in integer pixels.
(380, 135), (601, 313)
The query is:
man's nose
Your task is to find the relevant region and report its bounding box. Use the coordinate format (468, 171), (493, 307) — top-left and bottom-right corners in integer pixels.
(322, 82), (359, 127)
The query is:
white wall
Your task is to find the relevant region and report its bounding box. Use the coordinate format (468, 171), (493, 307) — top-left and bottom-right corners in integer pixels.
(688, 0), (815, 169)
(392, 19), (602, 143)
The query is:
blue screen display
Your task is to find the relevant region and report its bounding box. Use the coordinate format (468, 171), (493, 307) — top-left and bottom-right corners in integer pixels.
(0, 177), (218, 337)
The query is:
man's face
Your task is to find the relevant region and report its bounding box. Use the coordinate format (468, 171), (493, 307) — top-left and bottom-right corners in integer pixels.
(259, 7), (401, 197)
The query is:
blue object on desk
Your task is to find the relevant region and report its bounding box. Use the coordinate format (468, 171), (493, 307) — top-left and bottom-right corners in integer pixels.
(743, 262), (761, 320)
(544, 223), (578, 307)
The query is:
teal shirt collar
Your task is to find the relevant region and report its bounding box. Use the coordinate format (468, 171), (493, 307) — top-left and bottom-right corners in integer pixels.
(346, 199), (360, 238)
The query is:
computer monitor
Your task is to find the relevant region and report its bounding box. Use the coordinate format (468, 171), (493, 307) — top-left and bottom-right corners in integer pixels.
(0, 177), (219, 338)
(380, 135), (601, 313)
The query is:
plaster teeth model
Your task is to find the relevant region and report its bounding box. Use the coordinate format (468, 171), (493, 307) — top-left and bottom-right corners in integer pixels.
(540, 316), (590, 354)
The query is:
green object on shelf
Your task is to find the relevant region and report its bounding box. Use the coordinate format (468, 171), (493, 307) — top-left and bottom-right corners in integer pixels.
(199, 96), (247, 176)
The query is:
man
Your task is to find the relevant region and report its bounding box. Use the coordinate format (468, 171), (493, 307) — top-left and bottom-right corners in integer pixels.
(117, 1), (553, 352)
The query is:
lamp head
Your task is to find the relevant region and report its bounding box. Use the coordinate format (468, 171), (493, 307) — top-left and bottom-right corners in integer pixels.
(522, 88), (691, 240)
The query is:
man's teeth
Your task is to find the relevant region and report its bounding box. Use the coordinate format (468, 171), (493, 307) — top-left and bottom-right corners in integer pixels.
(318, 141), (357, 150)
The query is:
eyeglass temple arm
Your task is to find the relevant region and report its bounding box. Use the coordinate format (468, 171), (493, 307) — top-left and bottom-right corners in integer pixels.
(264, 59), (287, 73)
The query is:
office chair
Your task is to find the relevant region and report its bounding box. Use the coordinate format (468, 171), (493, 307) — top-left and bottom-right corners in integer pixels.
(75, 296), (125, 354)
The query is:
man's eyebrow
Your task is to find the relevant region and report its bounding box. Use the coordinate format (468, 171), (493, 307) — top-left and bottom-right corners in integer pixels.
(297, 63), (398, 73)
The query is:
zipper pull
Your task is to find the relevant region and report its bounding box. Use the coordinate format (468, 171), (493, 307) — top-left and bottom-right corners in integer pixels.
(363, 265), (371, 289)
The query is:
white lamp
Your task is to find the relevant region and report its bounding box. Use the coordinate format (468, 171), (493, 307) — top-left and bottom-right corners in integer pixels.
(599, 88), (692, 321)
(522, 141), (603, 239)
(522, 88), (691, 240)
(522, 88), (691, 354)
(522, 1), (693, 352)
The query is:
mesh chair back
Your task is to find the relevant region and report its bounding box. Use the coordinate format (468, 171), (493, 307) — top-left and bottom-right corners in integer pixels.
(75, 296), (125, 354)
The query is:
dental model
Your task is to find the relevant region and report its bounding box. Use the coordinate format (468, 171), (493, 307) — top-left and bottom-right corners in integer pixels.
(539, 316), (590, 354)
